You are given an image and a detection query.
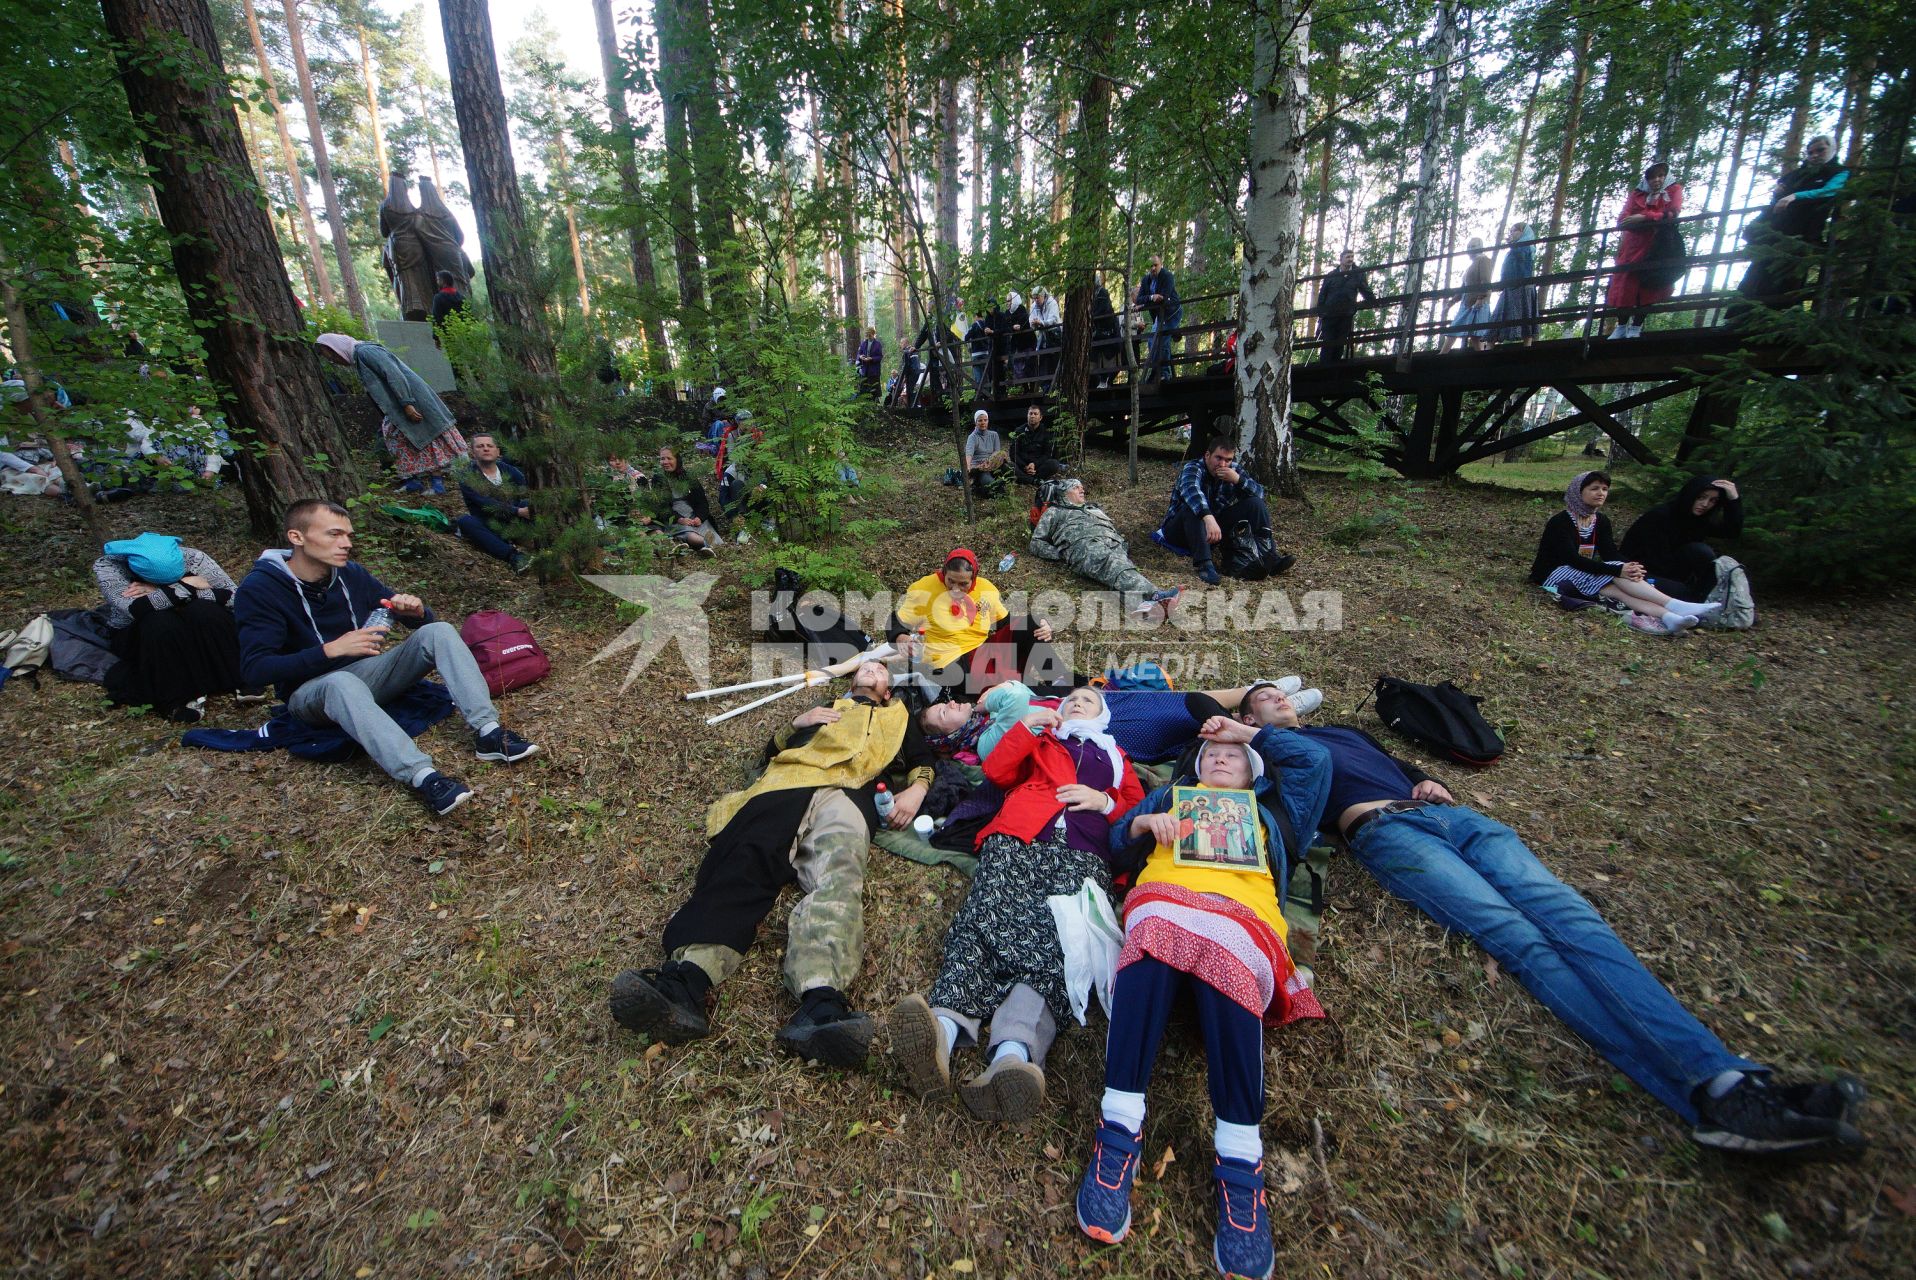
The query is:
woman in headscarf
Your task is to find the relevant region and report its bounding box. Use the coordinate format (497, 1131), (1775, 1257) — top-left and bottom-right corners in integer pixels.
(890, 548), (1062, 697)
(891, 686), (1144, 1123)
(1028, 285), (1063, 379)
(1492, 223), (1542, 345)
(1620, 475), (1743, 601)
(1605, 161), (1684, 338)
(1002, 290), (1031, 386)
(91, 532), (245, 721)
(316, 333), (467, 493)
(1072, 717), (1329, 1280)
(1528, 471), (1720, 633)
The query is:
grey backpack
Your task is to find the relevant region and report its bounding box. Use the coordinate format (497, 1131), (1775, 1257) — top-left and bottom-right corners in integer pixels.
(1701, 556), (1756, 630)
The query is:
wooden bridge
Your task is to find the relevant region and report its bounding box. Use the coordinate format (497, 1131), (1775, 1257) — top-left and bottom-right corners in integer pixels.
(896, 199), (1850, 476)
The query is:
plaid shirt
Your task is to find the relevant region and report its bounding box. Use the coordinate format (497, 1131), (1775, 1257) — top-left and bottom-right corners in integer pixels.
(1169, 457), (1264, 520)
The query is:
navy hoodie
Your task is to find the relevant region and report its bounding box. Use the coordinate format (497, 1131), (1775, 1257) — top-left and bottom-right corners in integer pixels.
(234, 550), (436, 698)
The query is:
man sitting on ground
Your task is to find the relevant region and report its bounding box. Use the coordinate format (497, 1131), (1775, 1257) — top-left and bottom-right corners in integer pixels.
(1032, 476), (1183, 619)
(1153, 435), (1295, 585)
(453, 432), (532, 571)
(1227, 683), (1868, 1160)
(963, 410), (1007, 497)
(234, 500), (539, 815)
(609, 661), (938, 1066)
(1011, 404), (1066, 484)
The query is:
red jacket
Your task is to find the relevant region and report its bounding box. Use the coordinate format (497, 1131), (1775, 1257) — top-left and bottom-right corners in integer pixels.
(976, 721), (1144, 848)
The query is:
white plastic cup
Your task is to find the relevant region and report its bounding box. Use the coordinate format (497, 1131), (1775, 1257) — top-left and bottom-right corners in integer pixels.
(913, 814), (935, 836)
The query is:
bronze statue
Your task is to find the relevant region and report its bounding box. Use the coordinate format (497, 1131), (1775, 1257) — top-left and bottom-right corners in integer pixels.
(379, 175), (473, 320)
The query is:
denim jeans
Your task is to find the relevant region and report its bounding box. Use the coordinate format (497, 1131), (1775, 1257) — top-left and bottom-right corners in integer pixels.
(1348, 804), (1755, 1122)
(454, 513), (521, 564)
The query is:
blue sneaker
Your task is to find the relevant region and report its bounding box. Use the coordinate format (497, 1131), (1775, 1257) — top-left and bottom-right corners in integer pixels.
(475, 726), (540, 763)
(1075, 1120), (1141, 1244)
(428, 475), (446, 495)
(414, 771), (473, 816)
(399, 479), (425, 494)
(1197, 562), (1221, 586)
(1211, 1157), (1273, 1280)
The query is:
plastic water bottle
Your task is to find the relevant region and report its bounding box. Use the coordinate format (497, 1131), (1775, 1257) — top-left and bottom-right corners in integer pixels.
(364, 606), (392, 631)
(874, 783), (895, 821)
(998, 553), (1016, 573)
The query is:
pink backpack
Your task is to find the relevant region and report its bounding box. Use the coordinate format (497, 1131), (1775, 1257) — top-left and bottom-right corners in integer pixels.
(460, 610), (550, 696)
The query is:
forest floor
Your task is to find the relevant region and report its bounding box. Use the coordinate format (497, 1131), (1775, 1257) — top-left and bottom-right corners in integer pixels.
(0, 421), (1911, 1279)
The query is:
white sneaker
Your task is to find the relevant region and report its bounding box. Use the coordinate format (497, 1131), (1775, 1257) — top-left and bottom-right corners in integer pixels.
(1290, 688), (1324, 717)
(1256, 675), (1305, 695)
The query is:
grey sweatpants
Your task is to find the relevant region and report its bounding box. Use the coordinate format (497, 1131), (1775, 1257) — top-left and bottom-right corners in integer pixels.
(288, 621), (499, 783)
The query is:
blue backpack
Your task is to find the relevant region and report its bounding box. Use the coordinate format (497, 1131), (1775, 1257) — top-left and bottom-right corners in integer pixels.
(1101, 661), (1174, 692)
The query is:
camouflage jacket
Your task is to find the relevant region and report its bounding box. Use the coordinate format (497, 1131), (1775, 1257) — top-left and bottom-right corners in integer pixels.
(1031, 499), (1127, 561)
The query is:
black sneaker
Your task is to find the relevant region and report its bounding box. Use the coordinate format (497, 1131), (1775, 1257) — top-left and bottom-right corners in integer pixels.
(414, 771), (474, 816)
(609, 961), (713, 1044)
(1197, 562), (1221, 586)
(1771, 1075), (1868, 1124)
(1269, 552), (1297, 576)
(475, 726), (540, 763)
(775, 986), (874, 1068)
(1692, 1076), (1868, 1160)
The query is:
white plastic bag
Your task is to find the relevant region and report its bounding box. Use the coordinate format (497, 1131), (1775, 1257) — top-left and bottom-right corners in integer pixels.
(1048, 879), (1125, 1025)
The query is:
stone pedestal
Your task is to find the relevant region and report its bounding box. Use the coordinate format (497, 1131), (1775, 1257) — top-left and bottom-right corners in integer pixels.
(375, 320), (457, 394)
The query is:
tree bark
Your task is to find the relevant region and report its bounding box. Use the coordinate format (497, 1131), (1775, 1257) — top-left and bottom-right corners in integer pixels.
(358, 26), (391, 191)
(968, 81), (984, 254)
(1779, 30), (1820, 167)
(1060, 39), (1112, 444)
(883, 0), (910, 345)
(591, 0), (673, 385)
(1653, 49), (1683, 162)
(281, 0), (368, 326)
(1049, 98), (1071, 224)
(241, 0), (331, 307)
(834, 0), (861, 360)
(0, 234), (101, 540)
(1396, 2), (1459, 353)
(99, 0), (361, 536)
(1843, 55), (1875, 167)
(654, 0), (706, 326)
(439, 0), (559, 434)
(417, 82), (447, 189)
(986, 71), (1009, 253)
(1310, 42), (1341, 276)
(936, 73), (960, 272)
(1543, 22), (1595, 277)
(1238, 0), (1311, 496)
(674, 0), (740, 332)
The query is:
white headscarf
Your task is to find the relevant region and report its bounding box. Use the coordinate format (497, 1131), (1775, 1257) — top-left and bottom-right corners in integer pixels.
(315, 332), (359, 366)
(1055, 688), (1126, 781)
(1006, 290), (1024, 313)
(1198, 738), (1266, 784)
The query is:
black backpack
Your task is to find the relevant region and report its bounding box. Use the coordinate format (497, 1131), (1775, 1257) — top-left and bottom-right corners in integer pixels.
(761, 567), (874, 670)
(1364, 676), (1505, 767)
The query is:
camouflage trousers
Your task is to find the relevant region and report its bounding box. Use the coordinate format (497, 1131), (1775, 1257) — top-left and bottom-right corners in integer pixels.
(671, 787), (870, 998)
(1061, 535), (1158, 602)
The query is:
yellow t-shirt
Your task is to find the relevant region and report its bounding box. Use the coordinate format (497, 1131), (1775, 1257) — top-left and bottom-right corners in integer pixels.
(1132, 785), (1286, 942)
(894, 570), (1009, 668)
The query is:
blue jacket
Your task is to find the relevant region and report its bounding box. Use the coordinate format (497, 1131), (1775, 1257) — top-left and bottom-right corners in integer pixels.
(233, 550), (436, 698)
(457, 457), (529, 525)
(1111, 727), (1331, 899)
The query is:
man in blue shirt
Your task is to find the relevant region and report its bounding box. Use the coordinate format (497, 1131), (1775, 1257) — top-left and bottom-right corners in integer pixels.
(454, 432), (532, 572)
(1225, 682), (1868, 1162)
(1153, 436), (1294, 585)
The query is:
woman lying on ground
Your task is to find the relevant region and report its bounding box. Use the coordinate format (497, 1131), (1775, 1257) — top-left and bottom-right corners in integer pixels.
(1528, 471), (1721, 634)
(1619, 475), (1742, 602)
(891, 687), (1144, 1123)
(1074, 717), (1331, 1280)
(92, 533), (246, 722)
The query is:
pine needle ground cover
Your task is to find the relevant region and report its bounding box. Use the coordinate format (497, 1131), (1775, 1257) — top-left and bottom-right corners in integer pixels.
(0, 442), (1909, 1278)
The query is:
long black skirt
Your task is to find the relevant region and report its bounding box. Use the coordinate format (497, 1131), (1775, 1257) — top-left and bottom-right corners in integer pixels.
(106, 600), (242, 715)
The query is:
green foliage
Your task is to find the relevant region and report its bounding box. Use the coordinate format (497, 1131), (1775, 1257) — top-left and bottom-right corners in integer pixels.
(302, 303), (371, 343)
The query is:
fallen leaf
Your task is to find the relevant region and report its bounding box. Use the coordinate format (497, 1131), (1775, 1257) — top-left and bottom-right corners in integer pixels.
(1152, 1144), (1176, 1180)
(1884, 1183), (1916, 1218)
(1482, 958), (1501, 987)
(1042, 1143), (1062, 1160)
(1441, 1028), (1462, 1048)
(949, 1262), (974, 1274)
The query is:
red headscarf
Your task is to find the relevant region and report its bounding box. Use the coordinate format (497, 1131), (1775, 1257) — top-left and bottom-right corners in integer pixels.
(937, 548), (981, 622)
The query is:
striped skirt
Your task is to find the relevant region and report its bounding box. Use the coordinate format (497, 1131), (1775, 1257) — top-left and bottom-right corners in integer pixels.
(1543, 564), (1616, 597)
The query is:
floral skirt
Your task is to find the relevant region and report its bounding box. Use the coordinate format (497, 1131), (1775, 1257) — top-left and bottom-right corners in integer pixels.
(380, 420), (468, 479)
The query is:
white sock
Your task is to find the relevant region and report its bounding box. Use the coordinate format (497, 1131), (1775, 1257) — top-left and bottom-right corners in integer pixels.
(991, 1040), (1030, 1065)
(476, 721), (500, 739)
(410, 764), (437, 787)
(936, 1015), (961, 1055)
(1214, 1119), (1263, 1165)
(1661, 612), (1696, 633)
(1705, 1069), (1747, 1100)
(1100, 1087), (1146, 1134)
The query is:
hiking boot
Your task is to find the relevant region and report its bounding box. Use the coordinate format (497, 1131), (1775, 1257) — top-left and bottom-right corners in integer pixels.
(960, 1055), (1046, 1125)
(475, 727), (540, 763)
(776, 986), (874, 1068)
(1691, 1075), (1868, 1160)
(608, 961), (712, 1044)
(414, 770), (473, 816)
(1211, 1156), (1274, 1280)
(889, 993), (951, 1099)
(1268, 552), (1297, 576)
(1075, 1120), (1141, 1244)
(1197, 562), (1221, 586)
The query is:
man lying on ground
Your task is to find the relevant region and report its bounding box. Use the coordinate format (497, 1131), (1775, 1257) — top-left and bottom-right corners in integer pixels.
(234, 499), (540, 816)
(609, 661), (939, 1067)
(1228, 682), (1868, 1160)
(1032, 476), (1183, 620)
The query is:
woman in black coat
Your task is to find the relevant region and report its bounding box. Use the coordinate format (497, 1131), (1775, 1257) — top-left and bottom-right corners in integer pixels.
(1620, 476), (1742, 601)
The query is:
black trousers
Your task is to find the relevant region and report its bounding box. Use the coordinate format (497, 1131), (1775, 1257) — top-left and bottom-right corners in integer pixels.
(1174, 491), (1273, 570)
(1318, 311), (1356, 362)
(662, 788), (814, 959)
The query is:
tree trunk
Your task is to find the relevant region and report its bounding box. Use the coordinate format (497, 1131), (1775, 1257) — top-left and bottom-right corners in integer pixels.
(238, 106), (313, 302)
(591, 0), (673, 385)
(282, 0), (368, 327)
(1238, 0), (1311, 496)
(439, 0), (559, 435)
(241, 0), (331, 307)
(1779, 31), (1820, 167)
(1653, 49), (1682, 162)
(1310, 42), (1341, 277)
(1843, 55), (1876, 167)
(654, 0), (706, 326)
(835, 0), (861, 360)
(1049, 99), (1071, 224)
(1060, 38), (1112, 443)
(1188, 208), (1209, 276)
(1493, 68), (1543, 248)
(417, 82), (447, 188)
(1543, 23), (1595, 277)
(674, 0), (740, 333)
(1703, 41), (1764, 308)
(936, 74), (960, 272)
(99, 0), (361, 536)
(884, 0), (910, 345)
(968, 81), (984, 254)
(986, 72), (1009, 252)
(1396, 2), (1459, 352)
(357, 26), (391, 190)
(0, 235), (101, 539)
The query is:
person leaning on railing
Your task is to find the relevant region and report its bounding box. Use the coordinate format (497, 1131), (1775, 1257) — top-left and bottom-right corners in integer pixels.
(1738, 134), (1850, 306)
